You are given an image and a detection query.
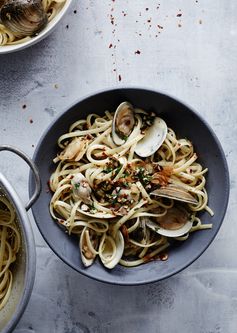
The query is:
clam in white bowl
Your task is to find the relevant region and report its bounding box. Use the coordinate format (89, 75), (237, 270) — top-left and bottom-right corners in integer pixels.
(0, 0), (72, 54)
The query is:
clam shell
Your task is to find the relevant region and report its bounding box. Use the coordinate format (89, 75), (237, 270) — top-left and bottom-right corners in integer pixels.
(112, 102), (135, 145)
(79, 227), (97, 267)
(151, 184), (198, 205)
(0, 0), (48, 38)
(134, 117), (167, 157)
(99, 231), (124, 269)
(146, 218), (193, 238)
(146, 206), (192, 237)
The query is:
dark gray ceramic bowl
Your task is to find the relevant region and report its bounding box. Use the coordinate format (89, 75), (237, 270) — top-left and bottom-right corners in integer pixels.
(29, 88), (229, 285)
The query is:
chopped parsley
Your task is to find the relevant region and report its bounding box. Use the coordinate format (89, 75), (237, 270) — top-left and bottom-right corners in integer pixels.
(103, 166), (113, 174)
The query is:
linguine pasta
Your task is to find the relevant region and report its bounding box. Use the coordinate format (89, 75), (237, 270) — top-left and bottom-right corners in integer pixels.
(0, 0), (66, 46)
(0, 195), (21, 310)
(49, 106), (213, 269)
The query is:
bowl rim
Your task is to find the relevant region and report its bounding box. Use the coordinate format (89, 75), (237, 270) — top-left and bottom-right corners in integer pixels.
(0, 173), (36, 332)
(30, 87), (230, 285)
(0, 0), (73, 54)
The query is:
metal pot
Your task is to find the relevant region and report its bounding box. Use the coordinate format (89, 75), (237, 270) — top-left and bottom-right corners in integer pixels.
(0, 145), (41, 333)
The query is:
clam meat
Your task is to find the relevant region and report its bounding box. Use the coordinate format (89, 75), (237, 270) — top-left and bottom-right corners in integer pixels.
(58, 137), (88, 162)
(71, 173), (92, 205)
(0, 0), (48, 38)
(112, 102), (135, 145)
(146, 206), (192, 237)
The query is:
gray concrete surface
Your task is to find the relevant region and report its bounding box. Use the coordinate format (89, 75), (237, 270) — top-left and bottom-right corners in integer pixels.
(0, 0), (236, 332)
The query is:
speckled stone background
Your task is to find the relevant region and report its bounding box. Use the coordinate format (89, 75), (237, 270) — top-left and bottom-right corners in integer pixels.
(0, 0), (236, 332)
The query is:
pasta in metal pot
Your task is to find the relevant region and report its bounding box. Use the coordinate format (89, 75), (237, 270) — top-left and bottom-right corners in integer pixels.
(0, 195), (21, 310)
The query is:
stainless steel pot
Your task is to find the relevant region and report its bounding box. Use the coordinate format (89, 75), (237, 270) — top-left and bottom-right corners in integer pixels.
(0, 145), (41, 333)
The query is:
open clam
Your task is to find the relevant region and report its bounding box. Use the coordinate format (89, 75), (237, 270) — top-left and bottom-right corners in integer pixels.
(80, 227), (98, 267)
(0, 0), (48, 38)
(134, 117), (167, 157)
(146, 206), (192, 237)
(99, 231), (124, 269)
(112, 102), (135, 145)
(151, 184), (198, 205)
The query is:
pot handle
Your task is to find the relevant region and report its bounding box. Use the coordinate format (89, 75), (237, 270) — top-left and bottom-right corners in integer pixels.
(0, 145), (41, 211)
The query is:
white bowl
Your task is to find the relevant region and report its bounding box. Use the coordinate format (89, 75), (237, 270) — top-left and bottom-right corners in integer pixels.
(0, 0), (73, 54)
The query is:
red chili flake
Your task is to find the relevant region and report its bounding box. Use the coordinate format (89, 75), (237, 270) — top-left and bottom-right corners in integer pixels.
(22, 104), (27, 109)
(46, 180), (51, 192)
(157, 24), (163, 29)
(110, 14), (115, 25)
(144, 254), (155, 262)
(29, 118), (33, 124)
(135, 50), (141, 55)
(109, 43), (113, 48)
(159, 253), (168, 261)
(118, 74), (122, 81)
(177, 13), (182, 17)
(121, 225), (129, 242)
